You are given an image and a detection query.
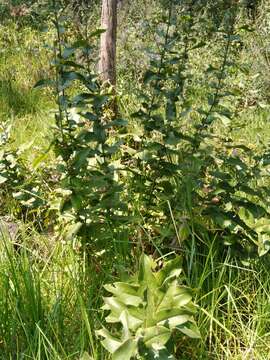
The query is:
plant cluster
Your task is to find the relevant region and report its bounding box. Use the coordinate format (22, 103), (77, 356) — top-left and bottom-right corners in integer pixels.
(97, 254), (200, 360)
(0, 123), (46, 219)
(34, 10), (130, 252)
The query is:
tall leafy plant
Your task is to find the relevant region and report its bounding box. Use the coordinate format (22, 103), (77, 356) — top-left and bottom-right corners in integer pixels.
(36, 2), (129, 249)
(127, 0), (270, 258)
(129, 1), (194, 224)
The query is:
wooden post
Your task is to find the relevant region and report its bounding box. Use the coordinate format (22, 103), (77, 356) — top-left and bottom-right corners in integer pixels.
(99, 0), (118, 86)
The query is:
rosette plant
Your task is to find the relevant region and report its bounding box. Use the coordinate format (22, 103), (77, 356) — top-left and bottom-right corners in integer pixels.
(97, 254), (200, 359)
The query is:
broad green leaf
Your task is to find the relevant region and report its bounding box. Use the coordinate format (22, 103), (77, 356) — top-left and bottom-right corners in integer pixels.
(64, 222), (82, 241)
(0, 175), (7, 184)
(177, 321), (201, 339)
(135, 150), (154, 161)
(239, 207), (255, 228)
(107, 310), (143, 331)
(105, 282), (140, 296)
(62, 47), (76, 59)
(138, 254), (156, 285)
(104, 119), (128, 128)
(166, 100), (176, 122)
(143, 70), (161, 84)
(174, 289), (193, 307)
(215, 113), (231, 126)
(112, 339), (137, 360)
(104, 283), (142, 307)
(96, 328), (122, 353)
(157, 314), (192, 329)
(254, 218), (270, 234)
(120, 310), (131, 340)
(156, 257), (182, 286)
(34, 79), (55, 89)
(71, 194), (83, 210)
(178, 222), (190, 243)
(102, 296), (125, 315)
(143, 326), (171, 348)
(258, 233), (270, 256)
(155, 308), (194, 323)
(158, 282), (192, 310)
(73, 149), (92, 170)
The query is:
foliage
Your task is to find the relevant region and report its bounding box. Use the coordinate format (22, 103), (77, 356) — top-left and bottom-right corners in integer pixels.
(125, 0), (270, 258)
(1, 0), (270, 358)
(97, 254), (200, 359)
(0, 123), (46, 218)
(35, 11), (130, 249)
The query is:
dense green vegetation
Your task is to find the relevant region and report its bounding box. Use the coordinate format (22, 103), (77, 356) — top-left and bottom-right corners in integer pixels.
(1, 0), (270, 358)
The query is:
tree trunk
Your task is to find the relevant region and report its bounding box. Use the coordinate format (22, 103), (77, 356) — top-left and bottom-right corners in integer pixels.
(99, 0), (117, 86)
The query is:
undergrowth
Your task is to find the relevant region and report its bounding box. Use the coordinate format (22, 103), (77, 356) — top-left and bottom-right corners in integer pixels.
(1, 0), (270, 359)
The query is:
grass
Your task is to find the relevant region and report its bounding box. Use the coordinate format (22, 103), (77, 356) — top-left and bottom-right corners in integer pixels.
(1, 227), (270, 359)
(0, 227), (109, 359)
(194, 251), (270, 359)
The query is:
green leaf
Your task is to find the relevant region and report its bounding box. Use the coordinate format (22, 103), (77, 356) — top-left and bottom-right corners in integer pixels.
(143, 326), (171, 348)
(112, 339), (137, 360)
(104, 119), (128, 128)
(158, 282), (192, 310)
(62, 47), (76, 59)
(61, 71), (84, 84)
(254, 218), (270, 234)
(71, 194), (83, 210)
(239, 207), (255, 228)
(138, 254), (156, 285)
(0, 175), (7, 184)
(89, 28), (106, 37)
(73, 149), (92, 169)
(166, 100), (176, 122)
(34, 79), (55, 89)
(107, 282), (140, 296)
(107, 310), (143, 331)
(120, 310), (131, 340)
(215, 113), (231, 126)
(102, 296), (125, 311)
(179, 222), (190, 242)
(96, 328), (122, 353)
(104, 283), (143, 307)
(155, 308), (192, 323)
(64, 222), (82, 241)
(258, 233), (270, 257)
(143, 70), (161, 84)
(177, 321), (201, 339)
(190, 41), (206, 50)
(156, 257), (182, 286)
(157, 313), (192, 329)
